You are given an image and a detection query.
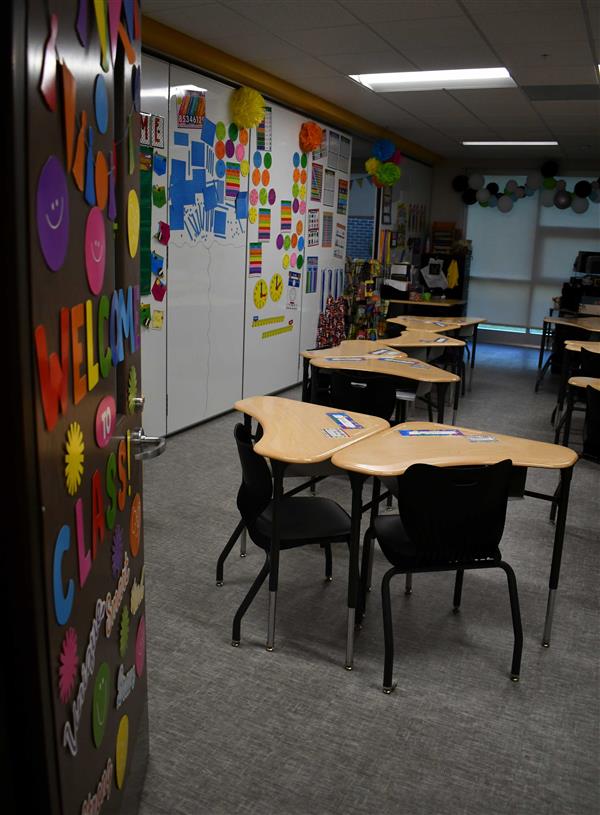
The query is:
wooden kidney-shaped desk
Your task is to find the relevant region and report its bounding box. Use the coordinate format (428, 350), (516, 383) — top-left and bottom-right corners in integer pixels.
(300, 340), (407, 401)
(234, 396), (389, 659)
(309, 354), (461, 424)
(387, 316), (487, 389)
(384, 330), (465, 349)
(536, 316), (600, 391)
(331, 421), (578, 668)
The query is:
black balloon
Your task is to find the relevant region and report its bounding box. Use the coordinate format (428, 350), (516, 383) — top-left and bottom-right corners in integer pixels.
(452, 174), (469, 192)
(574, 180), (592, 198)
(486, 182), (499, 194)
(554, 189), (572, 209)
(462, 189), (477, 205)
(541, 160), (559, 178)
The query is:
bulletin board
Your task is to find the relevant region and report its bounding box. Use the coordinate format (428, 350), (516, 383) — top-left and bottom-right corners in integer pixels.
(166, 65), (249, 433)
(299, 126), (352, 367)
(242, 102), (311, 397)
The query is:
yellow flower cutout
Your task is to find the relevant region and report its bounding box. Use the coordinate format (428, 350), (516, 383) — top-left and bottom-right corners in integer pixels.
(249, 207), (257, 224)
(127, 366), (138, 415)
(65, 422), (85, 496)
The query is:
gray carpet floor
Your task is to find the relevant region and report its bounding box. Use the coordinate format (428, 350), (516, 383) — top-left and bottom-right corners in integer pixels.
(138, 344), (599, 815)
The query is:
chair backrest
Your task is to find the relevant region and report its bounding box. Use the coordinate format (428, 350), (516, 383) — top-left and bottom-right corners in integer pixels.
(330, 370), (397, 421)
(395, 460), (513, 563)
(234, 423), (272, 526)
(584, 386), (600, 459)
(580, 348), (600, 379)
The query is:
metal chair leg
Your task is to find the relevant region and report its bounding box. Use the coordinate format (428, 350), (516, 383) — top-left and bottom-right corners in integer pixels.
(239, 528), (247, 557)
(382, 568), (397, 693)
(453, 568), (464, 611)
(323, 543), (333, 582)
(216, 518), (245, 586)
(231, 556), (270, 646)
(404, 572), (413, 595)
(498, 561), (523, 681)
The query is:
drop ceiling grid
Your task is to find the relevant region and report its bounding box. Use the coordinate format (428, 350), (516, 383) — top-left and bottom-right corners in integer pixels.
(143, 0), (600, 160)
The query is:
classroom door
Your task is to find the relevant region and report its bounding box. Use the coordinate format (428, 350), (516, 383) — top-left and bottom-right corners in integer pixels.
(24, 1), (150, 811)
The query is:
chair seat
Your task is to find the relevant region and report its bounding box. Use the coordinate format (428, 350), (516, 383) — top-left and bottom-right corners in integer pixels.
(254, 497), (351, 550)
(374, 514), (500, 570)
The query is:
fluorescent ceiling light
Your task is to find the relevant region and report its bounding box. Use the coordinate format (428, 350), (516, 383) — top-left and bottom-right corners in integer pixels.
(349, 67), (515, 92)
(462, 140), (559, 146)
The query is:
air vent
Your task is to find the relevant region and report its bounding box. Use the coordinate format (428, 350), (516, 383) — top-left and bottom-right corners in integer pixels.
(522, 85), (600, 101)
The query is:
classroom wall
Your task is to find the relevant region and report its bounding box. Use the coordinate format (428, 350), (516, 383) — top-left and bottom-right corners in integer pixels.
(347, 174), (376, 261)
(139, 58), (352, 430)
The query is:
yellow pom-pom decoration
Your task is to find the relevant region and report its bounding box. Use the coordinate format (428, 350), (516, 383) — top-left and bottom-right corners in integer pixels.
(365, 157), (381, 175)
(230, 86), (265, 129)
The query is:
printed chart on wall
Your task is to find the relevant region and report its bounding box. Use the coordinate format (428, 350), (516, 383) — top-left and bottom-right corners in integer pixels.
(167, 67), (248, 432)
(299, 125), (351, 362)
(28, 1), (148, 812)
(243, 102), (310, 397)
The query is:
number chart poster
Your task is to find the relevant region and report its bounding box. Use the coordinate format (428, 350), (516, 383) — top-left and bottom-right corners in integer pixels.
(28, 2), (148, 812)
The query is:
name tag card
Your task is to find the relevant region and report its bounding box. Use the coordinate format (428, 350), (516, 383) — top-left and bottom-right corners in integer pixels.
(322, 427), (349, 438)
(327, 412), (364, 430)
(399, 429), (464, 437)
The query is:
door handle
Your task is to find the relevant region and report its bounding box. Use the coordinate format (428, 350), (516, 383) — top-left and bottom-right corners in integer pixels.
(130, 427), (167, 461)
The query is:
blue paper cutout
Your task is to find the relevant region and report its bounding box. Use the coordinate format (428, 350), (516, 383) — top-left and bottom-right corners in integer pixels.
(214, 208), (227, 238)
(215, 159), (225, 178)
(151, 252), (164, 276)
(84, 127), (96, 206)
(192, 169), (205, 194)
(201, 118), (216, 146)
(153, 154), (167, 175)
(124, 0), (135, 39)
(204, 184), (218, 211)
(94, 75), (109, 134)
(191, 141), (205, 167)
(253, 151), (262, 169)
(170, 204), (184, 230)
(235, 191), (248, 220)
(174, 132), (189, 146)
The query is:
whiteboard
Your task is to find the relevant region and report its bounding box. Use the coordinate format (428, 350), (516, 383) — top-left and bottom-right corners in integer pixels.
(139, 55), (169, 437)
(242, 102), (310, 397)
(166, 65), (248, 432)
(299, 125), (351, 371)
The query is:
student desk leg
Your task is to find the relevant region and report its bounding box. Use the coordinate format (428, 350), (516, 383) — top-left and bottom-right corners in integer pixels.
(302, 357), (311, 402)
(542, 466), (573, 647)
(310, 361), (318, 403)
(436, 382), (448, 423)
(346, 472), (367, 670)
(266, 460), (286, 651)
(538, 322), (549, 370)
(469, 324), (479, 391)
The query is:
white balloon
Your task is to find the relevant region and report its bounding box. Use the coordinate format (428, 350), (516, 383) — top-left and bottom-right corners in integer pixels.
(468, 173), (485, 190)
(571, 196), (589, 214)
(506, 179), (518, 192)
(541, 188), (556, 207)
(476, 188), (491, 203)
(526, 171), (543, 190)
(497, 195), (513, 213)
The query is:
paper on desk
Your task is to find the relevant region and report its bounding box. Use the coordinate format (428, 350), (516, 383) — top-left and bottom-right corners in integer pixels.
(466, 434), (497, 443)
(399, 429), (464, 436)
(324, 356), (366, 361)
(327, 412), (364, 430)
(322, 427), (348, 438)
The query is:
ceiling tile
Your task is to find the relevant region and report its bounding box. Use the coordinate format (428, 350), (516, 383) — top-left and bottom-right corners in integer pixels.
(466, 10), (588, 44)
(369, 16), (489, 49)
(223, 0), (357, 31)
(145, 2), (264, 40)
(391, 42), (499, 70)
(281, 25), (390, 56)
(319, 50), (415, 74)
(449, 88), (542, 127)
(495, 40), (595, 68)
(251, 55), (339, 79)
(340, 0), (463, 22)
(508, 65), (600, 85)
(206, 32), (303, 61)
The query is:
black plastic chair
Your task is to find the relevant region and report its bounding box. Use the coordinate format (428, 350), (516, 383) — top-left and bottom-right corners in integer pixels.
(329, 369), (399, 422)
(583, 385), (600, 461)
(555, 349), (600, 445)
(229, 423), (352, 647)
(369, 460), (522, 693)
